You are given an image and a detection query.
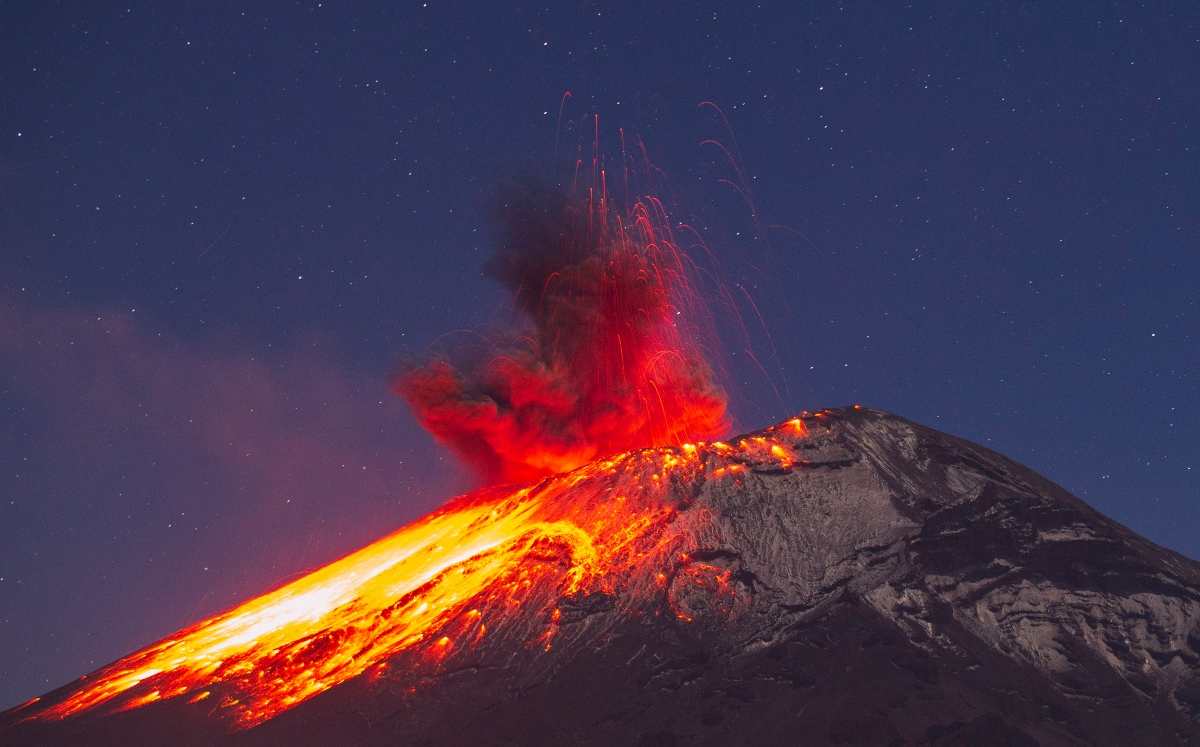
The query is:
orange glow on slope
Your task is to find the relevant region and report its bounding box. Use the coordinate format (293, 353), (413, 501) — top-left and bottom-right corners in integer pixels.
(23, 417), (813, 730)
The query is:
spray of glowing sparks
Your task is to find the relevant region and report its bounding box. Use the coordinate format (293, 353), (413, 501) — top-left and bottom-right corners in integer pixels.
(13, 115), (801, 731)
(396, 120), (729, 484)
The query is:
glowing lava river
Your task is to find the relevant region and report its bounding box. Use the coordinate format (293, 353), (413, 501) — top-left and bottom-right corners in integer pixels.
(13, 416), (816, 730)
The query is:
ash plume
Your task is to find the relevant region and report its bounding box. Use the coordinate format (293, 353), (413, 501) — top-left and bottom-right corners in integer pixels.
(395, 181), (728, 484)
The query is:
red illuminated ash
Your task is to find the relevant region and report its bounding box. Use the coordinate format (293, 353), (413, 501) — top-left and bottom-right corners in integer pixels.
(396, 177), (729, 484)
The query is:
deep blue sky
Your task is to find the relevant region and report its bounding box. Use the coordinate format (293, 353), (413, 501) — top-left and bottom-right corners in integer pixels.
(2, 1), (1196, 709)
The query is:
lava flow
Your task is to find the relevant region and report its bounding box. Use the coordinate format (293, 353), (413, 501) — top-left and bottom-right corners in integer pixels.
(18, 416), (812, 730)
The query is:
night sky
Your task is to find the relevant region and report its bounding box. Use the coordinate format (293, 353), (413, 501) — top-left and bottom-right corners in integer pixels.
(2, 1), (1197, 710)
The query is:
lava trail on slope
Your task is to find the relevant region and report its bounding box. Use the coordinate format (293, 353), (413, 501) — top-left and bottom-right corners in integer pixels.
(3, 414), (809, 731)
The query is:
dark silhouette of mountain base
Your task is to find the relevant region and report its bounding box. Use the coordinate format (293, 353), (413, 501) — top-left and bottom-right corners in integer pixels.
(6, 408), (1199, 745)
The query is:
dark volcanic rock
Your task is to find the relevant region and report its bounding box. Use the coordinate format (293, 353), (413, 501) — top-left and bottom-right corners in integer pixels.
(6, 407), (1199, 745)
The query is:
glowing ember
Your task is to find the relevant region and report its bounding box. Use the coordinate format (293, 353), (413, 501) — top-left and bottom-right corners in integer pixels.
(22, 419), (813, 729)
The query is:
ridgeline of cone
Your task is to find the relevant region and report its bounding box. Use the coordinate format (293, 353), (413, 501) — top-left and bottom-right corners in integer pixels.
(6, 407), (1199, 745)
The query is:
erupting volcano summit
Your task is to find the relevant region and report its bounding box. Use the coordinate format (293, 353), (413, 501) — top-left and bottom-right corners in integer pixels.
(5, 132), (1198, 746)
(5, 406), (1199, 745)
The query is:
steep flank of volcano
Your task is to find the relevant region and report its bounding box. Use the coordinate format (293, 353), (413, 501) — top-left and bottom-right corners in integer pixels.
(5, 407), (1199, 746)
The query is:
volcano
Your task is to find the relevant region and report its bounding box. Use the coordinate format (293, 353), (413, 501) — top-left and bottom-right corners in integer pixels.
(4, 407), (1199, 745)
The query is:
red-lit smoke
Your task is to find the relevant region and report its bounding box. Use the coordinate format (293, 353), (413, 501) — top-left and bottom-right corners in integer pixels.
(396, 181), (728, 484)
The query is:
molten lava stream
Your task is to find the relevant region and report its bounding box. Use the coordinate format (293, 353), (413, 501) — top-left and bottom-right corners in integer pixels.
(31, 448), (692, 729)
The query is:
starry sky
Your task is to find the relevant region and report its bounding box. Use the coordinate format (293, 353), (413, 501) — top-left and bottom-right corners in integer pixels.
(2, 1), (1197, 710)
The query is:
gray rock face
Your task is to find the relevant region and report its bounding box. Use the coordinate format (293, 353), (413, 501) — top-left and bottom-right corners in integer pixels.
(6, 407), (1199, 745)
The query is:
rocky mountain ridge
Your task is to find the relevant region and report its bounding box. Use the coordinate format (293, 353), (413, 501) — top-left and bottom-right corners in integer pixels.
(5, 407), (1198, 745)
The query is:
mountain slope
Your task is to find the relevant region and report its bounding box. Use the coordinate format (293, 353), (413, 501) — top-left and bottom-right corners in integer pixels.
(5, 407), (1199, 745)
